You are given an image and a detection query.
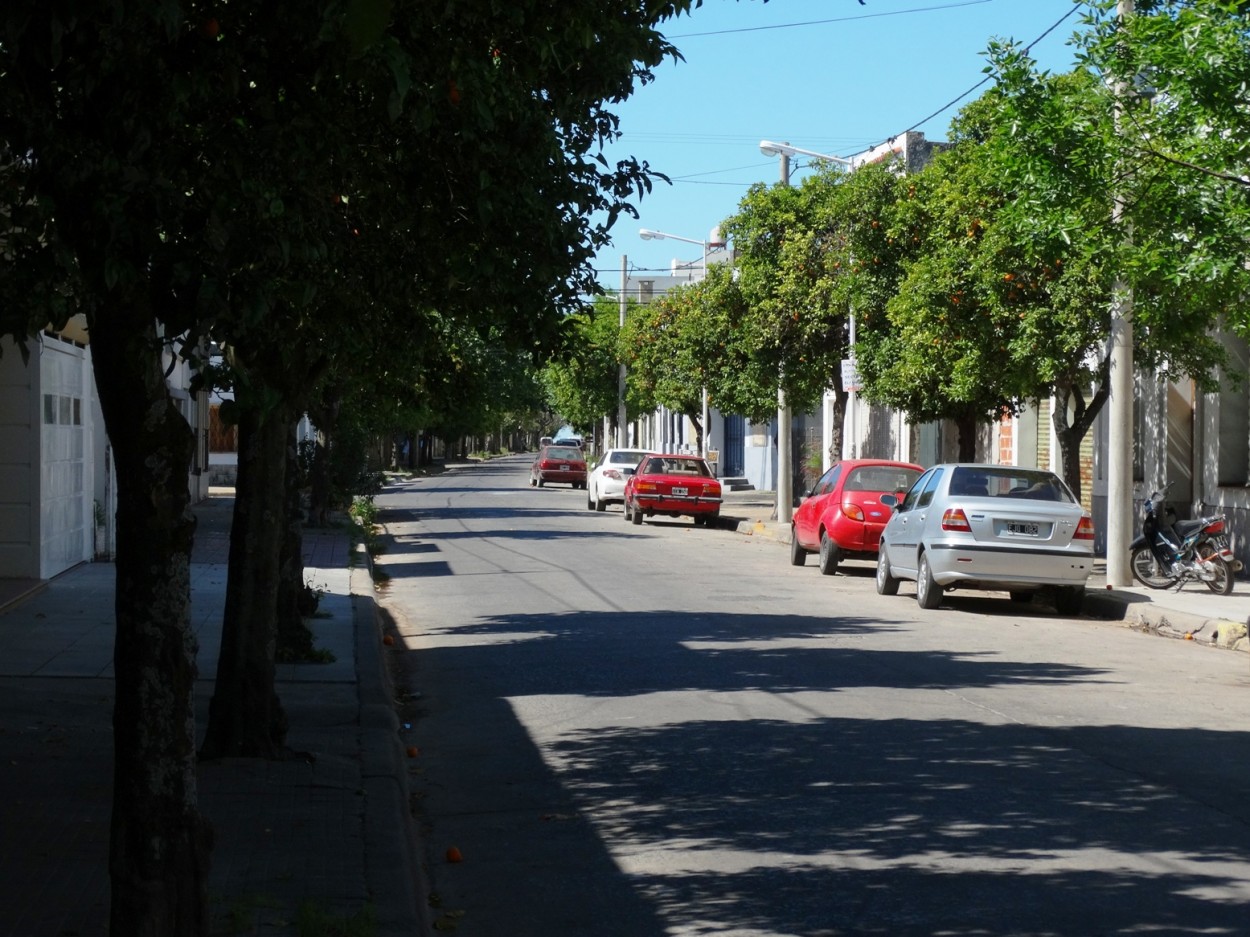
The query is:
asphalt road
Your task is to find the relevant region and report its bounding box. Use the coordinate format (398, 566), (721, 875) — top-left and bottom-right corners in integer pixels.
(375, 454), (1250, 937)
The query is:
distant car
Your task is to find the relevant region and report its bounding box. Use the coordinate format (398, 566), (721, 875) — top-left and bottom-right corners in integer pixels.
(539, 436), (554, 448)
(553, 436), (583, 449)
(790, 459), (924, 575)
(876, 463), (1094, 613)
(530, 444), (587, 489)
(587, 448), (653, 512)
(623, 454), (722, 526)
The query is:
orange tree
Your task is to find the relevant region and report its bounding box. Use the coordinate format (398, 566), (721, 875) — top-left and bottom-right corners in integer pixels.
(0, 0), (721, 930)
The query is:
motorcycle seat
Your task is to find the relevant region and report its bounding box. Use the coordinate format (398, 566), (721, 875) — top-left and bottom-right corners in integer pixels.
(1172, 518), (1206, 537)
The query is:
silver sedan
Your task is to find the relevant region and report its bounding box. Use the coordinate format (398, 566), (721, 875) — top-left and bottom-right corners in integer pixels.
(876, 463), (1095, 613)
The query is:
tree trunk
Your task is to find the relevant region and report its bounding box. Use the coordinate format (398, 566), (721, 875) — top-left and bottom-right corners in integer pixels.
(1052, 375), (1110, 503)
(828, 385), (848, 465)
(956, 411), (979, 462)
(91, 313), (213, 936)
(200, 401), (291, 759)
(276, 421), (316, 661)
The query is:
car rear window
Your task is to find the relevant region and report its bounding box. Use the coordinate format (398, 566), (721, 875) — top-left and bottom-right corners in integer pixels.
(949, 466), (1074, 502)
(845, 466), (922, 493)
(547, 447), (582, 461)
(647, 457), (710, 477)
(610, 451), (647, 466)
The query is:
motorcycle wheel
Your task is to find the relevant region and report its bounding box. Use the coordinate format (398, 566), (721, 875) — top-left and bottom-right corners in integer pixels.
(1197, 544), (1235, 596)
(1130, 545), (1174, 590)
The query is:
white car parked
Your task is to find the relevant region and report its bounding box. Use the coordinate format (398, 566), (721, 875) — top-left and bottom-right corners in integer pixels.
(587, 448), (653, 512)
(876, 463), (1095, 613)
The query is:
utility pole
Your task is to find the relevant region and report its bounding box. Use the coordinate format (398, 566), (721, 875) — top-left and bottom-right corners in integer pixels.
(618, 255), (628, 448)
(775, 149), (793, 525)
(1106, 0), (1134, 586)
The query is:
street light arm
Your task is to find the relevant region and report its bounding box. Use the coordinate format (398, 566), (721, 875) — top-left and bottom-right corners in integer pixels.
(759, 139), (856, 167)
(639, 228), (706, 248)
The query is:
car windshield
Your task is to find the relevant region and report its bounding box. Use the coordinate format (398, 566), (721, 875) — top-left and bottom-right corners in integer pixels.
(609, 451), (647, 466)
(949, 466), (1074, 503)
(546, 447), (582, 461)
(845, 466), (922, 493)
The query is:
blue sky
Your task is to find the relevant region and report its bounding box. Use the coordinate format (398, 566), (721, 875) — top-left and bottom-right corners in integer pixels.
(591, 0), (1086, 291)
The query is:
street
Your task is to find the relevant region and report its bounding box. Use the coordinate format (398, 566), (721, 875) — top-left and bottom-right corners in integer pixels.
(376, 455), (1250, 937)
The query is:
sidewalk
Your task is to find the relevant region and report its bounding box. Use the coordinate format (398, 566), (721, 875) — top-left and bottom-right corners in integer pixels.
(720, 489), (1250, 654)
(0, 493), (423, 937)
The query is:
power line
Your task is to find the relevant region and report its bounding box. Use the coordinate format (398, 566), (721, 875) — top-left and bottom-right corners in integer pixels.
(666, 0), (999, 39)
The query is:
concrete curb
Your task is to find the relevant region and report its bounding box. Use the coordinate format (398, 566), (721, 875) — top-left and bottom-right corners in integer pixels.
(351, 544), (429, 936)
(1084, 588), (1249, 652)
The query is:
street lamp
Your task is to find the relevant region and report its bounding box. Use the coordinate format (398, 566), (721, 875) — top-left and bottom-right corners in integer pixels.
(758, 140), (859, 525)
(639, 226), (725, 277)
(637, 226), (726, 457)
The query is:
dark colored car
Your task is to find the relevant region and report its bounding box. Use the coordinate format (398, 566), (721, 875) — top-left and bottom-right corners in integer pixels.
(791, 459), (924, 575)
(623, 454), (722, 526)
(530, 445), (587, 489)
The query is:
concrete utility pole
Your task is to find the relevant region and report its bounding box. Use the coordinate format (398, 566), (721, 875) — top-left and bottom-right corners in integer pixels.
(1106, 0), (1135, 586)
(775, 149), (793, 525)
(618, 255), (628, 448)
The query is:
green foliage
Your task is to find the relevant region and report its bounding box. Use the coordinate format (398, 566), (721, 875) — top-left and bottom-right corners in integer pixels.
(542, 295), (626, 431)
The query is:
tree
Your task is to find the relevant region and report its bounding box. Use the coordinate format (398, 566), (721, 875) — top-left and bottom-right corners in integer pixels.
(0, 0), (716, 929)
(542, 297), (628, 437)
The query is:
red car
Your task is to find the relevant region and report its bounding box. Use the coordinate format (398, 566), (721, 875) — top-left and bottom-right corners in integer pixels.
(623, 454), (722, 526)
(791, 459), (923, 575)
(530, 444), (587, 489)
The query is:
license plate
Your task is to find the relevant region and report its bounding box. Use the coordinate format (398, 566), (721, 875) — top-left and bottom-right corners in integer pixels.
(559, 464), (569, 471)
(1211, 534), (1229, 550)
(1006, 522), (1040, 536)
(671, 486), (689, 496)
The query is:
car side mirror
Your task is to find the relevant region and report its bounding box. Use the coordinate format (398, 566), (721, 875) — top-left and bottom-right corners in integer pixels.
(881, 493), (898, 510)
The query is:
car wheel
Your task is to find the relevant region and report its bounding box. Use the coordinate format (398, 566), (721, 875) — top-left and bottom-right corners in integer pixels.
(916, 552), (943, 609)
(594, 488), (607, 512)
(875, 547), (900, 596)
(587, 489), (596, 511)
(623, 499), (632, 523)
(536, 477), (544, 488)
(818, 531), (840, 576)
(631, 501), (644, 525)
(789, 529), (806, 566)
(530, 474), (536, 487)
(1053, 585), (1085, 615)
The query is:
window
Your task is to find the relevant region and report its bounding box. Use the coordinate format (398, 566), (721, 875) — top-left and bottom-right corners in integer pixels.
(916, 467), (946, 509)
(42, 393), (82, 426)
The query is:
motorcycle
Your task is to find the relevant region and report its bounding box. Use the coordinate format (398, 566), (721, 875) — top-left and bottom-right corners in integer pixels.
(1129, 483), (1240, 594)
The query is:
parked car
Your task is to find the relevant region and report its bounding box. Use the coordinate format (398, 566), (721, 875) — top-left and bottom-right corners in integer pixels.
(791, 459), (924, 575)
(530, 444), (587, 489)
(876, 463), (1095, 613)
(623, 454), (722, 526)
(587, 448), (653, 512)
(539, 436), (554, 447)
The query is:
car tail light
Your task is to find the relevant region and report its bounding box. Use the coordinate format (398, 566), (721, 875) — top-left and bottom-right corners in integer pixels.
(604, 469), (623, 480)
(703, 483), (721, 497)
(941, 508), (971, 532)
(842, 502), (865, 522)
(635, 481), (658, 493)
(1203, 517), (1225, 535)
(1074, 516), (1095, 540)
